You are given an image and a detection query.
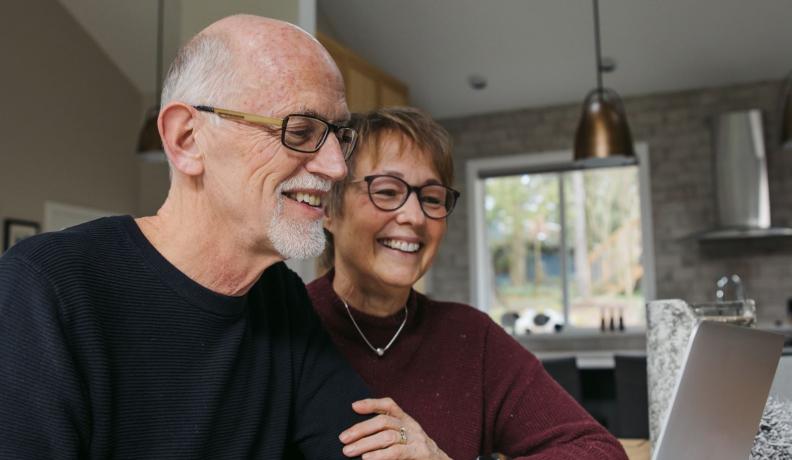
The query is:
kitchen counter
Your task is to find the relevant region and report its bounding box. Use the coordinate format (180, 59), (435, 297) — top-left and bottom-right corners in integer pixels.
(517, 329), (646, 350)
(516, 323), (791, 366)
(533, 349), (646, 369)
(516, 329), (646, 363)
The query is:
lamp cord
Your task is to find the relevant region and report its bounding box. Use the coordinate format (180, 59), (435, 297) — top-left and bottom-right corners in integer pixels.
(593, 0), (603, 94)
(155, 0), (164, 105)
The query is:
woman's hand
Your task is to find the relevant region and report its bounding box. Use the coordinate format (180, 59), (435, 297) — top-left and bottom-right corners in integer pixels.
(340, 397), (452, 460)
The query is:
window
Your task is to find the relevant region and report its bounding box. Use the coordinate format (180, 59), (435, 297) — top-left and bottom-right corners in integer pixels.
(467, 147), (655, 332)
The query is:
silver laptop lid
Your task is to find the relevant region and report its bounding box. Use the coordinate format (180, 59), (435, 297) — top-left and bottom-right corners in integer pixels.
(652, 321), (784, 460)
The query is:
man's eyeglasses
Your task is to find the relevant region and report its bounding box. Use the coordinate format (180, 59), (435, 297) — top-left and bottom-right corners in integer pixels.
(355, 174), (460, 220)
(193, 105), (358, 160)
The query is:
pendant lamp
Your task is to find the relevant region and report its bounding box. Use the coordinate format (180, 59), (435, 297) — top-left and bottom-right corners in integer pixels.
(574, 0), (636, 166)
(782, 71), (792, 150)
(137, 0), (166, 162)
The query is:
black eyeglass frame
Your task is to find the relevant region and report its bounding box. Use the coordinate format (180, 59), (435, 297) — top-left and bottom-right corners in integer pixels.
(193, 105), (357, 160)
(357, 174), (461, 220)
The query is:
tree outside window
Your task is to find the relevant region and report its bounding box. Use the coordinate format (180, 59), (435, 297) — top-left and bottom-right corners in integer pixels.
(484, 165), (644, 332)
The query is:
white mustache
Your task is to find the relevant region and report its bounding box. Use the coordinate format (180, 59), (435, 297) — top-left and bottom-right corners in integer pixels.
(278, 173), (331, 193)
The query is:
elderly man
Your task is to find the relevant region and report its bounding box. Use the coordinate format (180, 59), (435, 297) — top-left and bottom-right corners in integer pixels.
(0, 15), (370, 459)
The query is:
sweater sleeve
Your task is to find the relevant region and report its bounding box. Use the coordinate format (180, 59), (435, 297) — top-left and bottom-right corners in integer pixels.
(0, 255), (89, 458)
(286, 273), (372, 460)
(482, 320), (627, 460)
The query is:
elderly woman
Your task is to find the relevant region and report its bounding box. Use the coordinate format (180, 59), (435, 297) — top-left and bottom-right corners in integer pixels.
(308, 107), (626, 460)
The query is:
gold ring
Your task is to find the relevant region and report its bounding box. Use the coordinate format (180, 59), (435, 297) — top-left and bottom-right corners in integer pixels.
(398, 426), (408, 445)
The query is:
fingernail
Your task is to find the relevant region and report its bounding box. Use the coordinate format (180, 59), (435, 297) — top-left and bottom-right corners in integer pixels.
(339, 431), (349, 443)
(343, 445), (356, 456)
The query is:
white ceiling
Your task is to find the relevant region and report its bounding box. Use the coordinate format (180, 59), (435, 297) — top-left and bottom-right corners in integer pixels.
(58, 0), (792, 119)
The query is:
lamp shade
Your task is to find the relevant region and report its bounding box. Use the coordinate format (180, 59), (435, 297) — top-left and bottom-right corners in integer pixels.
(782, 73), (792, 150)
(136, 107), (166, 162)
(574, 88), (635, 164)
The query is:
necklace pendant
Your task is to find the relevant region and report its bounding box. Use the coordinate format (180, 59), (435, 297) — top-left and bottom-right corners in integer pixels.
(342, 299), (407, 359)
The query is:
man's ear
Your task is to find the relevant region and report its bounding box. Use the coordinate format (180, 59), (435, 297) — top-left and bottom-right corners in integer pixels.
(159, 102), (204, 176)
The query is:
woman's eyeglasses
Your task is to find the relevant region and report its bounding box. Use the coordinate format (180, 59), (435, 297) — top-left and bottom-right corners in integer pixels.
(355, 174), (460, 219)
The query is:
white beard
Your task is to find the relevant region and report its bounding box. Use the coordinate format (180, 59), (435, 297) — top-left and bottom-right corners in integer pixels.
(267, 174), (330, 259)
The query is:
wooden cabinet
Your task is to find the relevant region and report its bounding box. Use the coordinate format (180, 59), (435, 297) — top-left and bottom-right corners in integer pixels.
(318, 33), (409, 112)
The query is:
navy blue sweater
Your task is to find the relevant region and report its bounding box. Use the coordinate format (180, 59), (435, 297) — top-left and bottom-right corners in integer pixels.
(0, 216), (369, 459)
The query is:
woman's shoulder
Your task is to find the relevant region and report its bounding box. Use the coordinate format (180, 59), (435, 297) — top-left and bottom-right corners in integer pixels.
(417, 293), (539, 364)
(416, 292), (496, 327)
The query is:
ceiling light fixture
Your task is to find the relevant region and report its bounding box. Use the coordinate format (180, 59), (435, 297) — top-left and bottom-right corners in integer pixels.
(136, 0), (166, 162)
(573, 0), (636, 167)
(782, 71), (792, 150)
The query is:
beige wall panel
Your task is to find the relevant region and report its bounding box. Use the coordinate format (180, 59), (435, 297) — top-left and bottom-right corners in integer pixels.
(0, 1), (141, 231)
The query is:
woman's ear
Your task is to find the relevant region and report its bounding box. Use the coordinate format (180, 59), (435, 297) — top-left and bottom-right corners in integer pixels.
(323, 213), (335, 233)
(323, 203), (336, 232)
(159, 102), (204, 176)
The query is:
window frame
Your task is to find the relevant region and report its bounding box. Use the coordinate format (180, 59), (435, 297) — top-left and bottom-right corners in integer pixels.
(465, 144), (656, 330)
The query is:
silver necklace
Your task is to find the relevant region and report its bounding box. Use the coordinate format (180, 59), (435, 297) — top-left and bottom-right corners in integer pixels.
(342, 299), (408, 357)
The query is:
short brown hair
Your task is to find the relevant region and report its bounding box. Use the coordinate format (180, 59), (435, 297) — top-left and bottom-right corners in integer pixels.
(320, 106), (454, 270)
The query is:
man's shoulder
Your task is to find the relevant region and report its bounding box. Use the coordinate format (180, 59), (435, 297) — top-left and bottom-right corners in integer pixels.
(255, 262), (326, 335)
(256, 262), (311, 309)
(0, 217), (132, 330)
(2, 216), (129, 273)
(264, 260), (302, 281)
(259, 262), (306, 295)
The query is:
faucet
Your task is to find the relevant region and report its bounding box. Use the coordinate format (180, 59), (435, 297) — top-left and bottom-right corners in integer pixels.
(716, 274), (745, 302)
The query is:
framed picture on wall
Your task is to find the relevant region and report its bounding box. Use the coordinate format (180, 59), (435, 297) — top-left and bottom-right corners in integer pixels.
(3, 219), (40, 251)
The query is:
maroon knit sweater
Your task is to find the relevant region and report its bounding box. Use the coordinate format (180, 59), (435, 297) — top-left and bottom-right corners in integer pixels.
(307, 272), (627, 460)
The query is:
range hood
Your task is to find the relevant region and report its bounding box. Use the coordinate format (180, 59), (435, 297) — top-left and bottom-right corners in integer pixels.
(698, 109), (792, 241)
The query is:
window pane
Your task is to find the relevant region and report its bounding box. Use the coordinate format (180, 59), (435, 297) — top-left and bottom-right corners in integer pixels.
(483, 174), (563, 332)
(563, 167), (644, 328)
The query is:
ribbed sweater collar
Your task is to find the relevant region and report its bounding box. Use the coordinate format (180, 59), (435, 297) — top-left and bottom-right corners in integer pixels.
(119, 215), (249, 317)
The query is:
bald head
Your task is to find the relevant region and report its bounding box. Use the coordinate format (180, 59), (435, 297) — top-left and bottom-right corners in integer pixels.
(154, 16), (352, 265)
(161, 15), (345, 114)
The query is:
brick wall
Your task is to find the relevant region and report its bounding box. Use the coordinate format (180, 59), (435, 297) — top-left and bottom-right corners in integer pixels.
(433, 80), (792, 323)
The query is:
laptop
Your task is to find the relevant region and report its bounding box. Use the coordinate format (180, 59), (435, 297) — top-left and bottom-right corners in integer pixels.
(652, 321), (784, 460)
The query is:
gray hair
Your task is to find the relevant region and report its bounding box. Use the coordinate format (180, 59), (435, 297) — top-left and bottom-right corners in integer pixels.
(160, 33), (239, 110)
